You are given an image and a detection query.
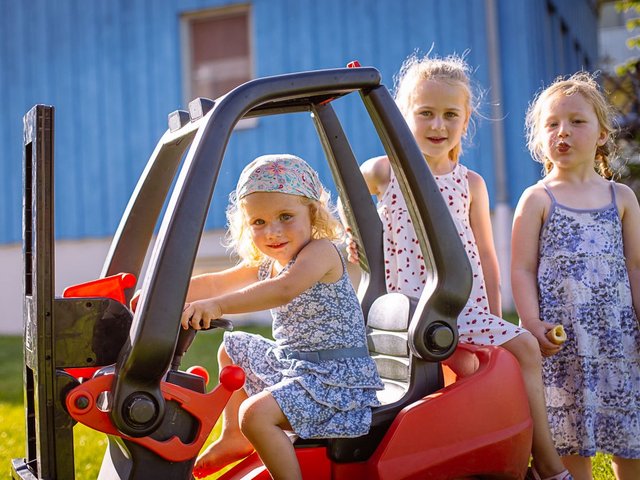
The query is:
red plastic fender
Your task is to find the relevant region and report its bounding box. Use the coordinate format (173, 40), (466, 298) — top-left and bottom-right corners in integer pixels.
(66, 365), (245, 462)
(63, 272), (136, 304)
(367, 345), (532, 480)
(218, 447), (332, 480)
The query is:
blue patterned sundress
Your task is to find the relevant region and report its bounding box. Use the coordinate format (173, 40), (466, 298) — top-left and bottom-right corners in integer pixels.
(538, 182), (640, 458)
(224, 247), (383, 439)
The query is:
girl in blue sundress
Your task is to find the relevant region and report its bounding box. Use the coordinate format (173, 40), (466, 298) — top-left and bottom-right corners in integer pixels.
(512, 72), (640, 479)
(181, 154), (382, 480)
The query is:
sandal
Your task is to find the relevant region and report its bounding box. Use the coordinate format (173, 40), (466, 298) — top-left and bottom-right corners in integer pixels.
(525, 466), (573, 480)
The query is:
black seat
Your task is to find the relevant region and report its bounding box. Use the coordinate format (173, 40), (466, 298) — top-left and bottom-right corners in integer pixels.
(327, 293), (443, 462)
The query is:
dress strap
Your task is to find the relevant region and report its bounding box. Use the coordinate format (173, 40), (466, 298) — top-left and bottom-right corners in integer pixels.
(540, 181), (557, 204)
(327, 241), (349, 283)
(609, 181), (617, 206)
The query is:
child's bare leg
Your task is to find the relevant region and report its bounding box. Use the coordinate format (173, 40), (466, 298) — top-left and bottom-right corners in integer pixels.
(561, 455), (592, 480)
(501, 333), (566, 477)
(443, 346), (479, 378)
(195, 345), (254, 473)
(612, 456), (640, 480)
(239, 391), (301, 480)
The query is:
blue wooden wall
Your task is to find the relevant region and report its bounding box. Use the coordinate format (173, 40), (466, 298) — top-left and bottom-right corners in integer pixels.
(0, 0), (598, 244)
(497, 0), (599, 203)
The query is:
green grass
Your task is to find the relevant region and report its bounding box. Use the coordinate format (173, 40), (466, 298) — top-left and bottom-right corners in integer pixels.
(0, 327), (270, 479)
(1, 327), (615, 479)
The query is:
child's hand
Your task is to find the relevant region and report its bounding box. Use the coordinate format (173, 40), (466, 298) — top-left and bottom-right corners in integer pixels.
(181, 299), (223, 330)
(345, 227), (360, 264)
(524, 319), (563, 357)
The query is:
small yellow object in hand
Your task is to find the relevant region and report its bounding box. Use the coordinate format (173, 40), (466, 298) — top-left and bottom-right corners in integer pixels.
(546, 325), (567, 345)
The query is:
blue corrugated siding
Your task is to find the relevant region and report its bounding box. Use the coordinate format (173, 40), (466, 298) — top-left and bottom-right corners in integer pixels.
(0, 0), (598, 244)
(498, 0), (598, 205)
(0, 0), (190, 242)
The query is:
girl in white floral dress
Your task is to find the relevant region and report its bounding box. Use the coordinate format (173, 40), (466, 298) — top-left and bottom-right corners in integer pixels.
(512, 72), (640, 479)
(353, 53), (570, 480)
(379, 160), (525, 347)
(182, 154), (382, 480)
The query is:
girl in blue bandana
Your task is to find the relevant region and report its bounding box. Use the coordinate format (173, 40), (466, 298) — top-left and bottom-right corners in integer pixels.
(182, 154), (383, 479)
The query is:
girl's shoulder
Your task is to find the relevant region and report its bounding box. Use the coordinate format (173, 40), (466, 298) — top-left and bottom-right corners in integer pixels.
(305, 237), (339, 251)
(612, 181), (638, 205)
(612, 181), (640, 219)
(462, 166), (488, 196)
(298, 238), (341, 263)
(464, 166), (484, 185)
(516, 182), (553, 212)
(360, 155), (391, 196)
(296, 238), (344, 283)
(512, 183), (553, 228)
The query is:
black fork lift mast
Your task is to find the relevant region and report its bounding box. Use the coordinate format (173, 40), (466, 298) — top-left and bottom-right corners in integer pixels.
(14, 104), (71, 480)
(12, 105), (132, 479)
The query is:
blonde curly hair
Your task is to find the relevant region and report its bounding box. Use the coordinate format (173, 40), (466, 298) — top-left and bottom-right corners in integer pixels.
(225, 189), (344, 266)
(525, 71), (618, 178)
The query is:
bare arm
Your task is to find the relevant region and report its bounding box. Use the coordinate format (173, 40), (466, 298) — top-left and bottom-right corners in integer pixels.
(467, 170), (502, 316)
(343, 155), (391, 263)
(185, 262), (260, 302)
(182, 239), (343, 329)
(511, 185), (560, 355)
(360, 155), (391, 197)
(129, 261), (259, 311)
(338, 154), (390, 227)
(617, 183), (640, 319)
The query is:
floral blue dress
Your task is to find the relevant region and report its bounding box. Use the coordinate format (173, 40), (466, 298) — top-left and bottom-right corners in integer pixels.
(224, 248), (383, 439)
(538, 182), (640, 458)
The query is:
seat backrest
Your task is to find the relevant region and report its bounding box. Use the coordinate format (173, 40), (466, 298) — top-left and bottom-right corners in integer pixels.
(366, 292), (414, 404)
(327, 292), (443, 463)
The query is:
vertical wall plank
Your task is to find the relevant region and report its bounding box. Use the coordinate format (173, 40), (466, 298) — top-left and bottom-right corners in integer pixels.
(0, 0), (599, 243)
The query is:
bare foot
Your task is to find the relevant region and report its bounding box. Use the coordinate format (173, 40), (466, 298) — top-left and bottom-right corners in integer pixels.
(193, 434), (254, 478)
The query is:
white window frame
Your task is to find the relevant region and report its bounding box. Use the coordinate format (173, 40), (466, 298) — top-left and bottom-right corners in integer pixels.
(180, 4), (257, 129)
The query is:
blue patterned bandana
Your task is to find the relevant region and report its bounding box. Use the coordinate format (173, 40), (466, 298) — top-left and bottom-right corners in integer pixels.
(236, 154), (323, 201)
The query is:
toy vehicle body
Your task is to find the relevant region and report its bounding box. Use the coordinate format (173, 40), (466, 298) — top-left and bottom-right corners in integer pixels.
(12, 65), (532, 480)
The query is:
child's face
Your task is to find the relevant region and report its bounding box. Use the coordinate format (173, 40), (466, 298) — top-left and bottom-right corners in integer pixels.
(539, 92), (607, 170)
(243, 192), (313, 266)
(404, 79), (469, 164)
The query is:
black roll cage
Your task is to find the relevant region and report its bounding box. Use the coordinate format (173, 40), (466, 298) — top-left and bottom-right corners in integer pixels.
(22, 67), (472, 446)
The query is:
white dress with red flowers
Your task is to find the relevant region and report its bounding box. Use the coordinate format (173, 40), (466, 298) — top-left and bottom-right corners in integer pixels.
(377, 162), (523, 346)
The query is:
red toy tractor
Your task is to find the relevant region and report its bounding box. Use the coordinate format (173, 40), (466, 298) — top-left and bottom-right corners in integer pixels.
(12, 66), (532, 480)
